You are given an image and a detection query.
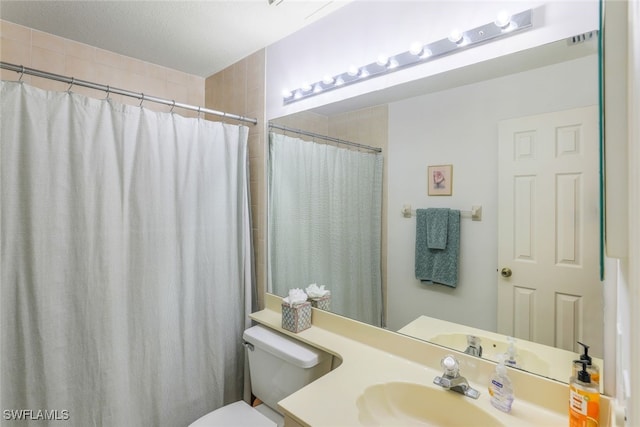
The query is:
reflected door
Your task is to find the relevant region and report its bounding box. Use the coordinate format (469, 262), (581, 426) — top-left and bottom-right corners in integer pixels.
(497, 105), (602, 358)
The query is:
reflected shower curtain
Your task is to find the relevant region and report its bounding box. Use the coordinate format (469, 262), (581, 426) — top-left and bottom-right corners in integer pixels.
(268, 132), (383, 326)
(1, 81), (253, 427)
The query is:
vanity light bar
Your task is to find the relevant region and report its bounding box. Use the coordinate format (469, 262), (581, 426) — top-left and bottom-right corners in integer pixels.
(283, 9), (533, 105)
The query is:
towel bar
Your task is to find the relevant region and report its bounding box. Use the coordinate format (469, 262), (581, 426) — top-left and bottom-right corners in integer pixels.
(401, 204), (482, 221)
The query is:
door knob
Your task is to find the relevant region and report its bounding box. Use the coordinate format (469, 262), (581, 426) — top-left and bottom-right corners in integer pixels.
(500, 267), (512, 278)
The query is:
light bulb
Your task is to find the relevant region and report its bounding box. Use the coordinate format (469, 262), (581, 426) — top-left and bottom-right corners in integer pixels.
(495, 10), (512, 29)
(322, 75), (335, 85)
(409, 42), (424, 56)
(347, 65), (360, 77)
(313, 83), (323, 93)
(301, 82), (312, 92)
(421, 48), (433, 59)
(376, 54), (389, 66)
(281, 89), (292, 98)
(388, 59), (399, 69)
(448, 29), (464, 44)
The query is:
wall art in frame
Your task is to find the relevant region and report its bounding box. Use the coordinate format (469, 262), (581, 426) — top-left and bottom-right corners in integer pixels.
(428, 164), (453, 196)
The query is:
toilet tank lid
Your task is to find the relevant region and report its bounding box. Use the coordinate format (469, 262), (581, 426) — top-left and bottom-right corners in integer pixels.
(243, 324), (329, 369)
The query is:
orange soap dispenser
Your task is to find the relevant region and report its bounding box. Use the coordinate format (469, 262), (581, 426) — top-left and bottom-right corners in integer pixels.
(569, 361), (600, 427)
(574, 341), (600, 386)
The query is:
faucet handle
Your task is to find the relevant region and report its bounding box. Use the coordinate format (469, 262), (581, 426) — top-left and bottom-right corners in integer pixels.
(441, 354), (459, 377)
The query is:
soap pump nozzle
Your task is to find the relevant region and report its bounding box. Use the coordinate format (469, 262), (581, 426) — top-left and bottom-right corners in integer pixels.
(575, 360), (592, 384)
(577, 341), (592, 365)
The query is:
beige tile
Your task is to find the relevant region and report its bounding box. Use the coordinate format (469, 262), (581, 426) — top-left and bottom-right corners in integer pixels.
(94, 63), (124, 89)
(0, 68), (30, 83)
(1, 37), (31, 66)
(165, 67), (190, 86)
(187, 85), (205, 108)
(145, 63), (167, 81)
(165, 80), (189, 104)
(248, 133), (263, 159)
(95, 48), (123, 70)
(139, 74), (167, 99)
(65, 39), (94, 61)
(0, 20), (31, 43)
(121, 56), (147, 76)
(65, 56), (96, 81)
(187, 73), (204, 88)
(32, 30), (65, 54)
(32, 46), (65, 75)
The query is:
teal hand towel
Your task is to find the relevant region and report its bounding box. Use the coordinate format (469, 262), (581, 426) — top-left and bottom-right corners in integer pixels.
(415, 208), (460, 287)
(426, 208), (449, 249)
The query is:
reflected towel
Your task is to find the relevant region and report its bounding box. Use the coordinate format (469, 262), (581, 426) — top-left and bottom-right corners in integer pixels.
(426, 208), (449, 249)
(415, 208), (460, 287)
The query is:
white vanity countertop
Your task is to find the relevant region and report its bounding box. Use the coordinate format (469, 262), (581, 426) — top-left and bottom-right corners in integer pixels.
(399, 315), (605, 394)
(250, 294), (612, 427)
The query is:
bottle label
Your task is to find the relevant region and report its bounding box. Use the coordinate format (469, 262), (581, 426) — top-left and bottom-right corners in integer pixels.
(569, 385), (599, 427)
(491, 379), (503, 389)
(570, 389), (587, 415)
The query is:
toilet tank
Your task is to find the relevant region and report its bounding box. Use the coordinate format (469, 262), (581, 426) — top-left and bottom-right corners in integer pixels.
(243, 325), (332, 411)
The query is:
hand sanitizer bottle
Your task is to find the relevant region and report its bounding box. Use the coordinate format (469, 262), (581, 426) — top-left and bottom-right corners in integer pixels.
(504, 336), (518, 368)
(488, 355), (514, 413)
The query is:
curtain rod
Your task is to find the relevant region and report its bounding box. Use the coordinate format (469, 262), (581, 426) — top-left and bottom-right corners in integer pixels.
(1, 61), (258, 125)
(268, 122), (382, 153)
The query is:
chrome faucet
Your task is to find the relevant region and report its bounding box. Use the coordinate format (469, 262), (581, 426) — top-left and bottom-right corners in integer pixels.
(433, 355), (480, 399)
(464, 335), (483, 358)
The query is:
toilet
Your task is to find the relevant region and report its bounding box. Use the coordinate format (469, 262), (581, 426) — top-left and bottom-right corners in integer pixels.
(189, 324), (332, 426)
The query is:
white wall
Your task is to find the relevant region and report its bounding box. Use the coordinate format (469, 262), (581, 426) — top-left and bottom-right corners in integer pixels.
(266, 0), (599, 120)
(386, 54), (598, 331)
(622, 0), (639, 423)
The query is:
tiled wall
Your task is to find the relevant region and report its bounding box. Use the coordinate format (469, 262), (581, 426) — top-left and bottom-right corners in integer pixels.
(205, 50), (267, 309)
(0, 19), (204, 115)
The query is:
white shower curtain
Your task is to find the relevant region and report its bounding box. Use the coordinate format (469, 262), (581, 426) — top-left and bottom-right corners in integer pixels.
(0, 81), (253, 427)
(268, 132), (383, 326)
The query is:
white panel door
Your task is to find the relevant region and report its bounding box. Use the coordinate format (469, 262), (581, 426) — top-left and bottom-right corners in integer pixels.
(497, 105), (602, 358)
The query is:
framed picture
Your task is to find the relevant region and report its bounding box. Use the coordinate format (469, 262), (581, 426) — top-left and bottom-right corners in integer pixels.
(428, 164), (453, 196)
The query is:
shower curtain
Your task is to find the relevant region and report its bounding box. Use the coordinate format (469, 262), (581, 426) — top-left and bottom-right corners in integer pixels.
(0, 81), (253, 427)
(268, 132), (383, 326)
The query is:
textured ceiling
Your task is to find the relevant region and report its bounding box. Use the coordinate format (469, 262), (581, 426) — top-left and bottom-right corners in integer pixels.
(0, 0), (349, 77)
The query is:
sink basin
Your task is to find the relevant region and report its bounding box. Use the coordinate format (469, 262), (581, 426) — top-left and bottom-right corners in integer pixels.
(356, 382), (504, 426)
(429, 333), (550, 376)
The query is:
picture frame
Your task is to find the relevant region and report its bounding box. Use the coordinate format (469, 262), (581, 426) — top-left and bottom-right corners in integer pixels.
(427, 164), (453, 196)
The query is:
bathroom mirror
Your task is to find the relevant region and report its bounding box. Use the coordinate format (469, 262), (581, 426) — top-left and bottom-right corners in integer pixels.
(266, 34), (601, 386)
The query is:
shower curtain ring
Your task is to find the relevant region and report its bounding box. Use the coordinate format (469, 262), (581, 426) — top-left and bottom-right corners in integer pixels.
(67, 77), (75, 92)
(170, 100), (176, 113)
(197, 106), (202, 119)
(139, 94), (145, 107)
(18, 65), (25, 82)
(105, 85), (111, 100)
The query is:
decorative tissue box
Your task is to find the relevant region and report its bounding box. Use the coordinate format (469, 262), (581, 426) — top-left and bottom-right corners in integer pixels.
(281, 301), (312, 333)
(309, 294), (331, 311)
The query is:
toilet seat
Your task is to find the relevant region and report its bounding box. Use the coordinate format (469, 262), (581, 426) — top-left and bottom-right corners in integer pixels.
(188, 401), (277, 427)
